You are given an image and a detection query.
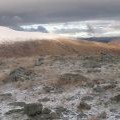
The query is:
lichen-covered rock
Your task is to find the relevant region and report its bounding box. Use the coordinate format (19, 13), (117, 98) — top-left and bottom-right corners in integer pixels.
(59, 73), (88, 85)
(98, 111), (107, 119)
(81, 96), (94, 101)
(38, 97), (50, 102)
(0, 93), (12, 101)
(43, 86), (54, 93)
(8, 102), (26, 107)
(5, 108), (24, 115)
(42, 108), (51, 114)
(93, 85), (104, 93)
(55, 106), (67, 117)
(50, 112), (60, 119)
(111, 94), (120, 103)
(77, 102), (91, 110)
(77, 112), (88, 119)
(9, 67), (35, 82)
(24, 103), (43, 116)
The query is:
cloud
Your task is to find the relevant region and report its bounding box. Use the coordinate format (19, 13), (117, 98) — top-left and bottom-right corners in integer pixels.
(0, 0), (120, 26)
(0, 16), (23, 26)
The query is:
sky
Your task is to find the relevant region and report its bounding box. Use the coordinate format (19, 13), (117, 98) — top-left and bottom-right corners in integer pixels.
(0, 0), (120, 26)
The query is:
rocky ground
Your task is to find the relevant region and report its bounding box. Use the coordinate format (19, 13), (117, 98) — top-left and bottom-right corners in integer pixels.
(0, 53), (120, 120)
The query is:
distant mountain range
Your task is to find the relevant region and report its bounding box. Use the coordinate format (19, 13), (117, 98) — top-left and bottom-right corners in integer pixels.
(18, 20), (120, 42)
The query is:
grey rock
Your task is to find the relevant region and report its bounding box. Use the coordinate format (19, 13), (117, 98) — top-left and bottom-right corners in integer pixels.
(59, 73), (87, 81)
(81, 96), (94, 101)
(59, 73), (88, 85)
(42, 108), (51, 114)
(55, 106), (67, 117)
(111, 94), (120, 103)
(77, 102), (91, 110)
(5, 108), (24, 115)
(77, 112), (88, 119)
(24, 103), (43, 116)
(93, 85), (104, 93)
(115, 115), (120, 119)
(98, 111), (107, 119)
(43, 86), (54, 93)
(8, 102), (26, 107)
(66, 96), (77, 101)
(35, 58), (44, 66)
(0, 93), (12, 101)
(38, 97), (50, 102)
(110, 108), (118, 113)
(103, 84), (116, 90)
(9, 67), (35, 82)
(50, 112), (60, 119)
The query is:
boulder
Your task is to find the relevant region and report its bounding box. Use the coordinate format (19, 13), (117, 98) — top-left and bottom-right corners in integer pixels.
(77, 102), (91, 110)
(24, 103), (43, 116)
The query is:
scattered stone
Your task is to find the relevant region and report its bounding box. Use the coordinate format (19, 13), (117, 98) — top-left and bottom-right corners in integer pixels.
(28, 111), (59, 120)
(103, 84), (116, 90)
(77, 102), (91, 110)
(86, 82), (94, 88)
(35, 57), (44, 66)
(50, 112), (60, 119)
(5, 108), (24, 115)
(87, 68), (101, 73)
(8, 102), (26, 107)
(59, 73), (88, 85)
(93, 85), (104, 93)
(111, 94), (120, 103)
(110, 108), (118, 113)
(24, 103), (43, 116)
(115, 115), (120, 119)
(43, 86), (54, 93)
(9, 67), (35, 82)
(0, 93), (12, 101)
(55, 106), (67, 117)
(82, 61), (101, 68)
(77, 112), (88, 119)
(38, 97), (50, 102)
(42, 108), (51, 114)
(81, 96), (94, 101)
(60, 73), (87, 81)
(98, 111), (107, 119)
(66, 96), (77, 101)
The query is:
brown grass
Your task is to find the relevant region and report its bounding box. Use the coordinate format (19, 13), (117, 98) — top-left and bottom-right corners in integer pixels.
(0, 38), (120, 58)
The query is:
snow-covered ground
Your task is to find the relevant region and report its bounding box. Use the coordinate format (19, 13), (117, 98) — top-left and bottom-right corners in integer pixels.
(0, 26), (65, 44)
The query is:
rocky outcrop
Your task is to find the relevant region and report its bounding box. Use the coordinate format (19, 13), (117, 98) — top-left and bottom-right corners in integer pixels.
(9, 67), (35, 82)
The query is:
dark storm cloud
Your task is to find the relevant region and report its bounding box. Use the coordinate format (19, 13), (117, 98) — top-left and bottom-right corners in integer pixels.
(0, 0), (120, 26)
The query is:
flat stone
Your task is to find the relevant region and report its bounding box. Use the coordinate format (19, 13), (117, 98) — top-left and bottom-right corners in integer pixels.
(8, 102), (26, 107)
(5, 108), (24, 115)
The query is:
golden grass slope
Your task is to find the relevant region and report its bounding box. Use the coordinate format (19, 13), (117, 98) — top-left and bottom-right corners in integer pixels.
(0, 38), (120, 57)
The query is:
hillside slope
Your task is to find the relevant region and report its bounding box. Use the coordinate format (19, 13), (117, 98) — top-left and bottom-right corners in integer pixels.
(0, 38), (120, 57)
(0, 26), (120, 57)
